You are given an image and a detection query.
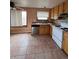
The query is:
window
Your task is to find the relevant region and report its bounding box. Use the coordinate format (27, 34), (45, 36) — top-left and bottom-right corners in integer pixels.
(10, 10), (27, 26)
(37, 11), (49, 20)
(22, 11), (27, 26)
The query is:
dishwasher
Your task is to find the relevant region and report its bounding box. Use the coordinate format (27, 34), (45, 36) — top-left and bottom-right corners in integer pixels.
(32, 25), (39, 34)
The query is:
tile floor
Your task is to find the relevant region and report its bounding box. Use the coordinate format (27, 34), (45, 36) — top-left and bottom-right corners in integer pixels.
(10, 33), (67, 59)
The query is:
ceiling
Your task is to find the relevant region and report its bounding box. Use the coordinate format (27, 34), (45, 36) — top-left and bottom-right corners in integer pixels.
(11, 0), (65, 8)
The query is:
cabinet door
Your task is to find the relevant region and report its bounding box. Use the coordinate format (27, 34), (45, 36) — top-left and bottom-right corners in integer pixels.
(63, 0), (68, 13)
(53, 6), (59, 19)
(62, 32), (68, 54)
(39, 26), (45, 34)
(39, 25), (50, 35)
(44, 26), (50, 34)
(59, 3), (64, 15)
(51, 8), (54, 19)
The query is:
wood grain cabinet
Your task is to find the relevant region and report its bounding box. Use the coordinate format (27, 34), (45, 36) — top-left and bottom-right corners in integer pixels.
(62, 31), (68, 54)
(51, 8), (54, 19)
(59, 3), (64, 15)
(53, 6), (59, 19)
(53, 4), (63, 19)
(39, 25), (50, 35)
(50, 1), (68, 19)
(63, 0), (68, 13)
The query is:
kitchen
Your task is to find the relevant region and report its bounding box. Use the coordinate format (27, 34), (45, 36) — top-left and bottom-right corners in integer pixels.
(10, 0), (68, 59)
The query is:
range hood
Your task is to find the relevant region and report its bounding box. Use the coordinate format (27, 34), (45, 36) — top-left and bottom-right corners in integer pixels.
(58, 13), (68, 20)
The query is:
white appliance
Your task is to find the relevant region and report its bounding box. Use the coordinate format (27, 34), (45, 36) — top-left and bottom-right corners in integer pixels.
(52, 25), (63, 48)
(52, 20), (68, 48)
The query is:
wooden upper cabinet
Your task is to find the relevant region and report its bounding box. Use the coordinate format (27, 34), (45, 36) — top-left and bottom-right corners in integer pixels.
(63, 0), (68, 13)
(50, 8), (54, 19)
(59, 3), (63, 15)
(50, 0), (68, 19)
(53, 6), (59, 19)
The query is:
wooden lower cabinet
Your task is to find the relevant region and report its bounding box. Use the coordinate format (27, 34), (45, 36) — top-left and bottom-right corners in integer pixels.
(62, 31), (68, 54)
(50, 26), (52, 36)
(39, 25), (50, 35)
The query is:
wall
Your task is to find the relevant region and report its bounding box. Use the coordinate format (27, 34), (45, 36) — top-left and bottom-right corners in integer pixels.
(10, 8), (50, 33)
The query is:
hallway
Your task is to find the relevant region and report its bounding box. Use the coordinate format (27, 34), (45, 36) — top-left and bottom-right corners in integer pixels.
(10, 33), (67, 59)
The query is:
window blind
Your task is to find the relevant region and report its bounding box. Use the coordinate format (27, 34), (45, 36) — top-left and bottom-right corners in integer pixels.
(10, 10), (27, 26)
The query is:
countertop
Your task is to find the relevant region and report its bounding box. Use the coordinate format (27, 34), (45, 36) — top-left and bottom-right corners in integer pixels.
(32, 21), (53, 26)
(32, 21), (68, 32)
(53, 25), (68, 32)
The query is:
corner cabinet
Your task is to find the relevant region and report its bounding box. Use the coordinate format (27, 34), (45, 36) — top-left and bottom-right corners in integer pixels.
(62, 31), (68, 54)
